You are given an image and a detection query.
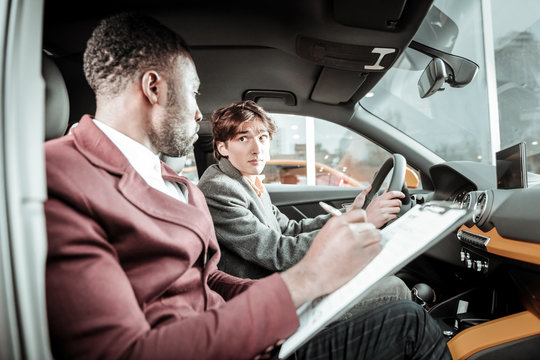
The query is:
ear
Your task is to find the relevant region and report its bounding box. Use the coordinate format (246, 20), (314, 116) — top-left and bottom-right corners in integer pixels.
(216, 141), (229, 157)
(141, 71), (161, 105)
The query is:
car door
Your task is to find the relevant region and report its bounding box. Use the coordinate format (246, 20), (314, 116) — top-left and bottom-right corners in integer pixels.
(0, 0), (53, 359)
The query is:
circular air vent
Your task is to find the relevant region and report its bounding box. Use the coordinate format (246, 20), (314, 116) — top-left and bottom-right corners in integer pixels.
(473, 191), (488, 223)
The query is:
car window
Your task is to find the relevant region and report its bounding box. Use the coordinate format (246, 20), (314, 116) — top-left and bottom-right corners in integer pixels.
(360, 0), (540, 180)
(361, 0), (490, 164)
(262, 113), (420, 188)
(491, 0), (540, 173)
(180, 150), (199, 183)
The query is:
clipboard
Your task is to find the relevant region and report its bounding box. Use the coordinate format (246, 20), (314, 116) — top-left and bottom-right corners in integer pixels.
(279, 201), (470, 359)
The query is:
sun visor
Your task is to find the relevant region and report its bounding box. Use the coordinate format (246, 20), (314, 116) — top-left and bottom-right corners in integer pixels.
(311, 68), (368, 105)
(298, 35), (397, 104)
(296, 36), (397, 72)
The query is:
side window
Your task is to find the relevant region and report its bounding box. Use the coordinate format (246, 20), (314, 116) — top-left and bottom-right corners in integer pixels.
(262, 114), (414, 188)
(181, 150), (199, 183)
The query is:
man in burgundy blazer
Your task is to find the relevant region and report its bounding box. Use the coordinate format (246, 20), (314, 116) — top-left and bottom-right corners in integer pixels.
(46, 115), (301, 359)
(44, 12), (451, 360)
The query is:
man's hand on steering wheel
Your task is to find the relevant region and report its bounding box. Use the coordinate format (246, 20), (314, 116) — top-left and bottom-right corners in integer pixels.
(347, 185), (405, 228)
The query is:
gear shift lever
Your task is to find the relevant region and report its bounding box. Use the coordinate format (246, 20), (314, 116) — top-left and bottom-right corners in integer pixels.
(411, 283), (436, 310)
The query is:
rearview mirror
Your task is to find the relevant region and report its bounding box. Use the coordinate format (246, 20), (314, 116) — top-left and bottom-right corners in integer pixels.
(418, 58), (447, 99)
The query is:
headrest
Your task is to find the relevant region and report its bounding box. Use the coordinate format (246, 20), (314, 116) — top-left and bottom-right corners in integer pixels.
(42, 54), (70, 140)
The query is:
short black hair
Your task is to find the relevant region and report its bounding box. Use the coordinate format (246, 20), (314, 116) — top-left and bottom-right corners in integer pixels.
(83, 12), (190, 99)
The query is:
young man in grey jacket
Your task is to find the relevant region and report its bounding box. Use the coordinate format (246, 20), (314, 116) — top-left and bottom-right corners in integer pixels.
(198, 100), (411, 314)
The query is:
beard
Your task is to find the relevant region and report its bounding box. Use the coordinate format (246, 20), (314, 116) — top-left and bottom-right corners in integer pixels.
(152, 116), (198, 157)
(148, 88), (199, 157)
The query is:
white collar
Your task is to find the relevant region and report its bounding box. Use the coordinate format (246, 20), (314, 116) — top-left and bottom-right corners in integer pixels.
(93, 119), (187, 202)
(94, 119), (161, 176)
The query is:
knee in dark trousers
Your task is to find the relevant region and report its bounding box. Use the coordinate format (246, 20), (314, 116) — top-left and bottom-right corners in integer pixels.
(293, 300), (451, 360)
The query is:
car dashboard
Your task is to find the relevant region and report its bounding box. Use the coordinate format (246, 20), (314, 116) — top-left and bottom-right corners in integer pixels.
(427, 161), (540, 317)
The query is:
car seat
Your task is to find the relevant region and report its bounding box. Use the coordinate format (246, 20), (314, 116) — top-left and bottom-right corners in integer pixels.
(42, 53), (69, 141)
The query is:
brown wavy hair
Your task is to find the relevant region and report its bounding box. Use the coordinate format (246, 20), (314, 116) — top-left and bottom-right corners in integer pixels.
(210, 100), (277, 161)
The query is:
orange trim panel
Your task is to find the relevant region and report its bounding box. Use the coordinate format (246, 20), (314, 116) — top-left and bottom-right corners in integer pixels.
(459, 225), (540, 265)
(448, 311), (540, 360)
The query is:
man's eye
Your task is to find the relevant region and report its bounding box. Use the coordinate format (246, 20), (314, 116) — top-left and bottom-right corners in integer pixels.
(239, 136), (247, 142)
(260, 134), (269, 141)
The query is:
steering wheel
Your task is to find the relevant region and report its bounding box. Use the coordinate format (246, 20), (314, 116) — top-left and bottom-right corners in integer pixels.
(361, 153), (411, 212)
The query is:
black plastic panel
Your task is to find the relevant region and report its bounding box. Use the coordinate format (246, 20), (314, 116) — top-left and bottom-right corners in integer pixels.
(333, 0), (407, 30)
(490, 187), (540, 244)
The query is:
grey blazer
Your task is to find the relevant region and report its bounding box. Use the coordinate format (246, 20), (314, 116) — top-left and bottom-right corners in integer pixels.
(198, 158), (330, 279)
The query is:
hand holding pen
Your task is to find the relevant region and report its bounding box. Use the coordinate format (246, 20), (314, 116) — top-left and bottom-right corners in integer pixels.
(283, 201), (381, 306)
(319, 201), (368, 223)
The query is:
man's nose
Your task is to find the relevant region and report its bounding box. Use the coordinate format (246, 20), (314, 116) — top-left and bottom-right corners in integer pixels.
(252, 139), (263, 154)
(195, 108), (203, 123)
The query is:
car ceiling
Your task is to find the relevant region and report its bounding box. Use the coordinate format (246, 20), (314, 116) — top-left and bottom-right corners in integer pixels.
(43, 0), (434, 132)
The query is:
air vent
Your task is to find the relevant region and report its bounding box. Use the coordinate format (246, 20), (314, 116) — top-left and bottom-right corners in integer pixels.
(457, 230), (490, 249)
(473, 191), (488, 224)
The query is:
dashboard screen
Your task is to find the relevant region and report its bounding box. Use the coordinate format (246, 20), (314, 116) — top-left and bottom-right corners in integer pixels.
(496, 142), (527, 189)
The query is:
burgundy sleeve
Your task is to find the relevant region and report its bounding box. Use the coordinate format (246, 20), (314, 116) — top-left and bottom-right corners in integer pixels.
(46, 195), (299, 360)
(207, 269), (256, 300)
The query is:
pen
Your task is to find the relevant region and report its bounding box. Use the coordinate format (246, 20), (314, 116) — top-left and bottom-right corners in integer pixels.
(319, 201), (342, 217)
(320, 201), (369, 223)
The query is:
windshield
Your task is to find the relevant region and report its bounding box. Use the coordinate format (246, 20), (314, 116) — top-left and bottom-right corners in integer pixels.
(360, 0), (540, 176)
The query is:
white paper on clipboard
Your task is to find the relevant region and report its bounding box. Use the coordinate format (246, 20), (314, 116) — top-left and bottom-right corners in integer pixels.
(279, 202), (470, 359)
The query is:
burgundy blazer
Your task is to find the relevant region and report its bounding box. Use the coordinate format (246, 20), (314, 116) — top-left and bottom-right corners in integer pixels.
(44, 116), (299, 360)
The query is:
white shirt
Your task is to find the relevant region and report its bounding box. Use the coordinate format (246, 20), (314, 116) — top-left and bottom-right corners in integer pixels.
(93, 120), (188, 203)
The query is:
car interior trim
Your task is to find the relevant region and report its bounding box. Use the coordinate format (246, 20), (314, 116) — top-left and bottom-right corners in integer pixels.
(332, 0), (407, 30)
(243, 90), (297, 106)
(459, 225), (540, 266)
(447, 310), (540, 360)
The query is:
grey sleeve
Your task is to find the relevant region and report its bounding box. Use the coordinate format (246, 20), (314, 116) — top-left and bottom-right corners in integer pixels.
(201, 181), (320, 272)
(272, 204), (330, 236)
